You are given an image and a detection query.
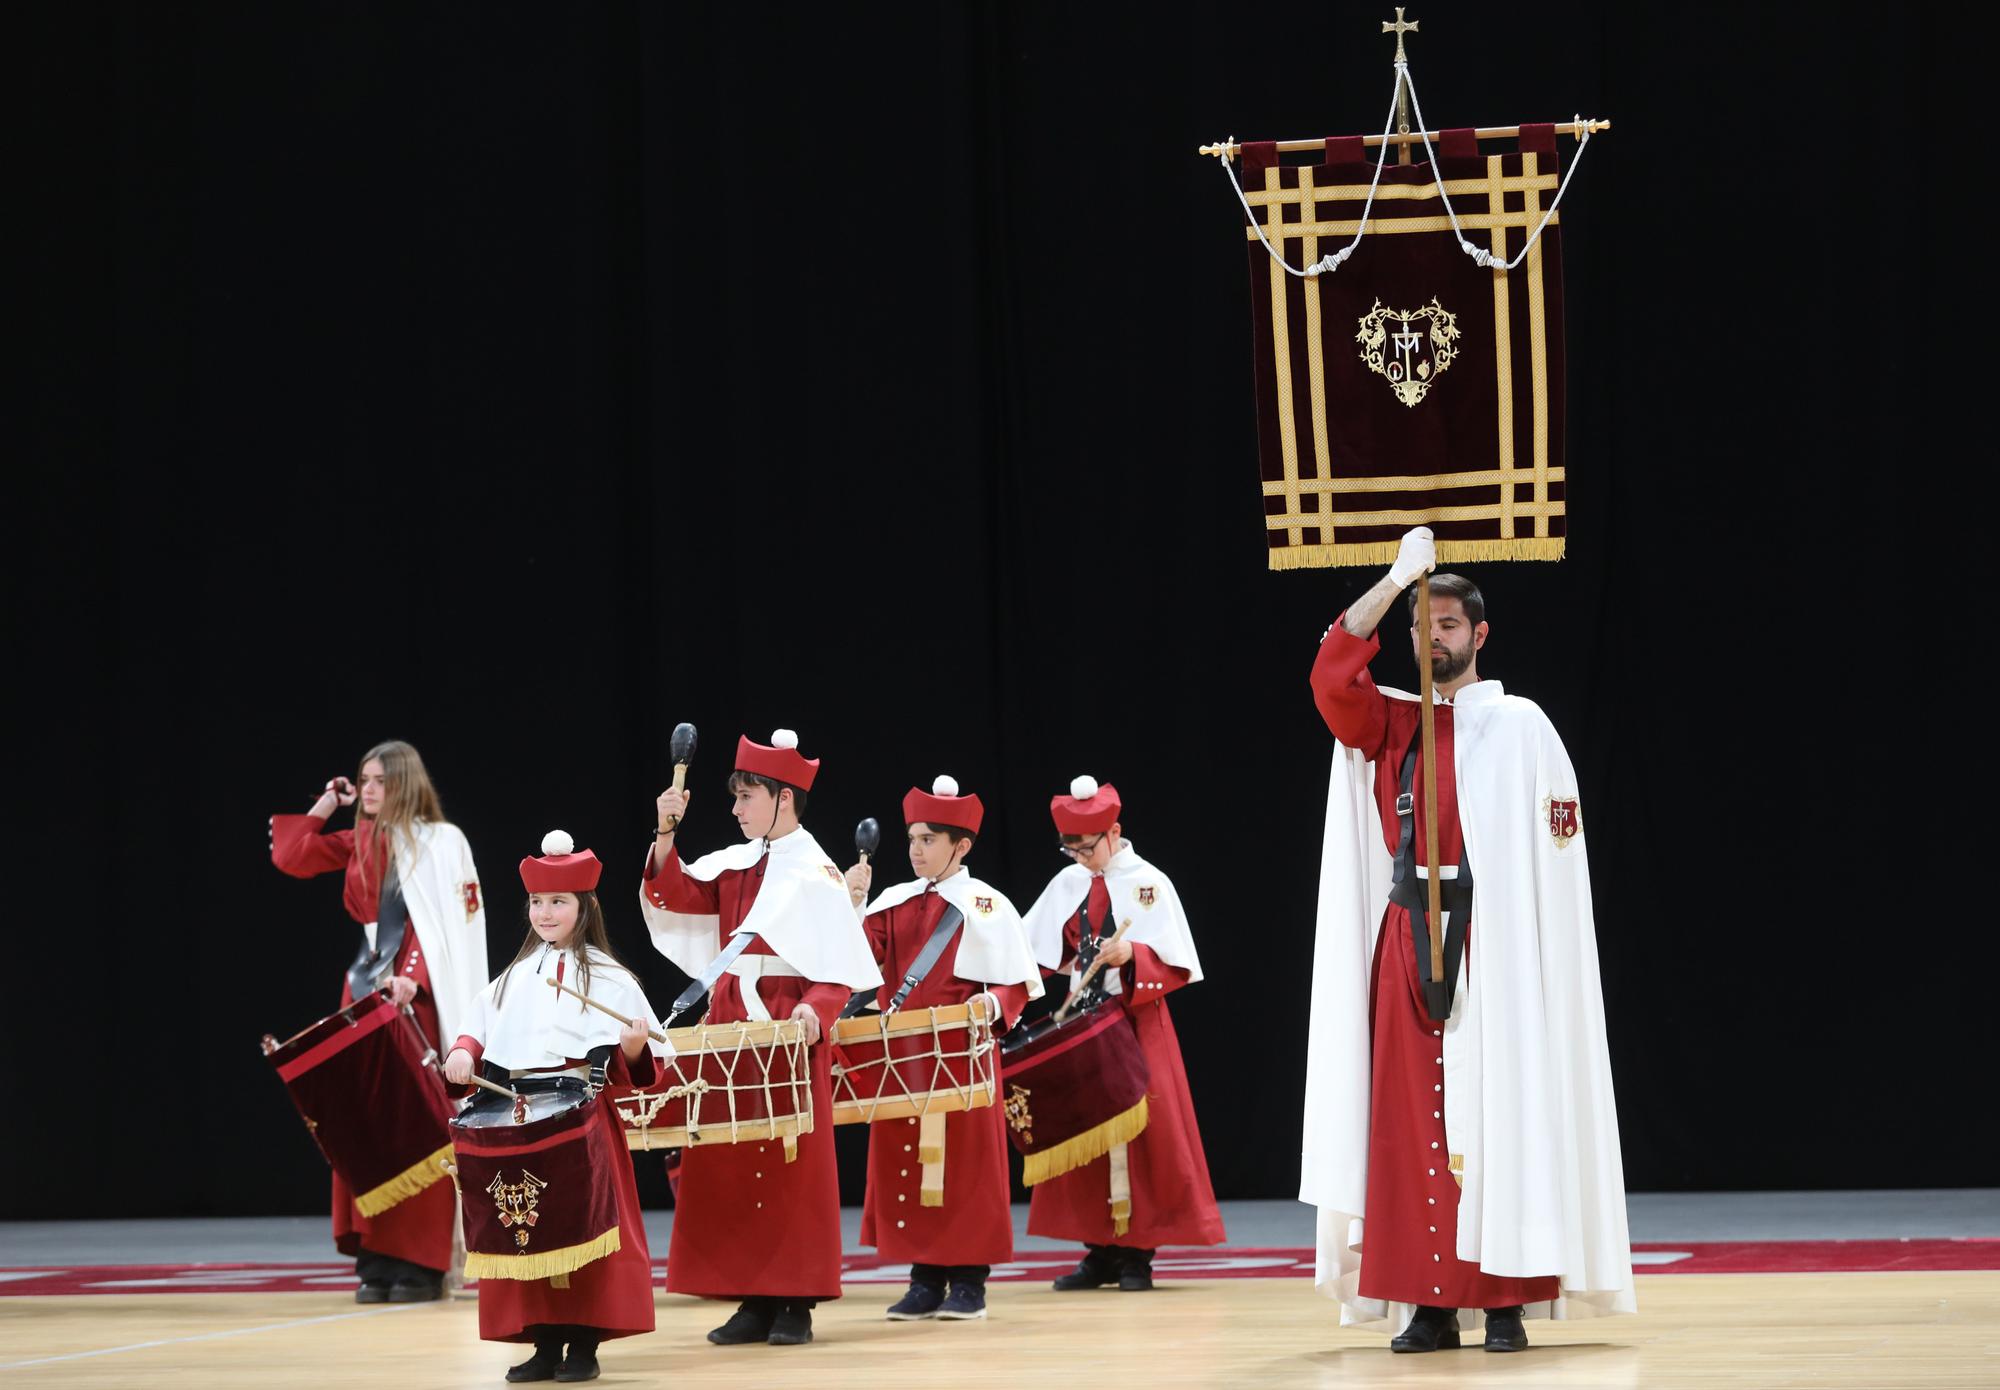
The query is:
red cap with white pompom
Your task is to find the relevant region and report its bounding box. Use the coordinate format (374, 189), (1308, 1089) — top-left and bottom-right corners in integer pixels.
(519, 828), (603, 893)
(1050, 774), (1121, 835)
(734, 728), (821, 791)
(902, 774), (984, 835)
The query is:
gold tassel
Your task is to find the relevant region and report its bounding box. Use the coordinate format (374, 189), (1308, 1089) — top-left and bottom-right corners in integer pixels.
(1109, 1141), (1133, 1236)
(1019, 1097), (1148, 1187)
(353, 1144), (457, 1218)
(919, 1112), (946, 1207)
(464, 1225), (622, 1283)
(1267, 537), (1565, 571)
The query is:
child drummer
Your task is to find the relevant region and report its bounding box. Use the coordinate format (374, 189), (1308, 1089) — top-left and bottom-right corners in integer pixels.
(638, 729), (883, 1348)
(1019, 776), (1227, 1291)
(442, 831), (664, 1384)
(841, 775), (1043, 1321)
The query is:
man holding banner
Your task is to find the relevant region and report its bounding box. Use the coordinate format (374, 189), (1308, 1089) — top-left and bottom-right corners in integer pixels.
(1300, 527), (1633, 1352)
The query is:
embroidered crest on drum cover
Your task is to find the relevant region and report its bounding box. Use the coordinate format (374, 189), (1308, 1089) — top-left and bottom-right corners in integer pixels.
(974, 895), (994, 916)
(1004, 1083), (1033, 1144)
(1542, 794), (1582, 850)
(1136, 885), (1156, 909)
(463, 881), (480, 918)
(1356, 297), (1460, 408)
(487, 1170), (548, 1249)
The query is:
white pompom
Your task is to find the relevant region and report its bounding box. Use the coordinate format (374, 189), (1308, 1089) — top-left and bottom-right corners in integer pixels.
(541, 829), (575, 857)
(771, 728), (799, 750)
(932, 774), (959, 797)
(1070, 775), (1099, 801)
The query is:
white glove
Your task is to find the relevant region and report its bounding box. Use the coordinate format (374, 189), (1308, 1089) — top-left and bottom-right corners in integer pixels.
(1388, 527), (1436, 588)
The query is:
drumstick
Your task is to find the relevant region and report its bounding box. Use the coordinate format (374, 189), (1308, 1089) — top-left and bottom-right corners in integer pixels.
(1053, 918), (1133, 1025)
(464, 1073), (522, 1102)
(545, 976), (670, 1043)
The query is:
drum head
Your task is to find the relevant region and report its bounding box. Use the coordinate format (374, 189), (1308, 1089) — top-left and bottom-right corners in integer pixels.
(454, 1081), (590, 1129)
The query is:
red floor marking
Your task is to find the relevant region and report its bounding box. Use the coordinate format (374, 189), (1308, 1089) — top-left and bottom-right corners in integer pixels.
(1, 1242), (1994, 1296)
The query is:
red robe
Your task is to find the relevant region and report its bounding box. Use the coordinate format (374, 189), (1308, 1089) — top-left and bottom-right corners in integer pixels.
(446, 1036), (659, 1343)
(1025, 876), (1226, 1249)
(1311, 621), (1559, 1309)
(641, 845), (850, 1300)
(856, 886), (1031, 1267)
(271, 813), (456, 1273)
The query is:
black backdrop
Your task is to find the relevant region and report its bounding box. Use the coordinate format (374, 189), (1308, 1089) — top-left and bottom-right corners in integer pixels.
(13, 2), (1983, 1222)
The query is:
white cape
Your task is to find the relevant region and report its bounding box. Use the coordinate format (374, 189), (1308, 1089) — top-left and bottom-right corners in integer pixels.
(1300, 680), (1634, 1330)
(862, 870), (1045, 998)
(1020, 842), (1202, 997)
(637, 828), (882, 990)
(392, 821), (488, 1046)
(462, 944), (667, 1072)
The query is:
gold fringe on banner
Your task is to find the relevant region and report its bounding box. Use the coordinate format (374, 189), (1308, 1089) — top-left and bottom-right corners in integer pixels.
(1020, 1098), (1149, 1187)
(463, 1226), (623, 1283)
(353, 1144), (457, 1218)
(1268, 537), (1566, 572)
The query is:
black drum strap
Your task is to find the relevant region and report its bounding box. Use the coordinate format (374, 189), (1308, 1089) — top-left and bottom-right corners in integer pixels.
(1388, 731), (1474, 1024)
(842, 896), (966, 1018)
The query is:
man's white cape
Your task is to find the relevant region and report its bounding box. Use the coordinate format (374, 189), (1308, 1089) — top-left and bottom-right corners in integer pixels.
(637, 828), (883, 992)
(861, 871), (1045, 998)
(1301, 680), (1634, 1329)
(389, 822), (488, 1045)
(462, 944), (669, 1071)
(1021, 842), (1202, 996)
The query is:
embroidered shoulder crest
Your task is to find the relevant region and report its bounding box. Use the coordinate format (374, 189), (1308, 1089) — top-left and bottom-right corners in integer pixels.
(463, 881), (481, 918)
(1136, 885), (1157, 909)
(1542, 795), (1581, 849)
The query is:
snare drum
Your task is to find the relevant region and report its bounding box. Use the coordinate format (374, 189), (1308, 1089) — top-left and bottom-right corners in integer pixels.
(261, 991), (454, 1218)
(829, 1002), (996, 1126)
(449, 1079), (625, 1282)
(998, 998), (1151, 1185)
(600, 1017), (813, 1156)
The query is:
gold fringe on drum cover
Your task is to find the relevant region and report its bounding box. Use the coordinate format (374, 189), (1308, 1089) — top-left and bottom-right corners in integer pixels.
(351, 1142), (457, 1218)
(463, 1224), (623, 1283)
(1019, 1096), (1148, 1187)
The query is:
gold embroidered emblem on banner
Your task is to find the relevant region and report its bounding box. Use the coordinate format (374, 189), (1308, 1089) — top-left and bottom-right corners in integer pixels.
(1356, 298), (1460, 407)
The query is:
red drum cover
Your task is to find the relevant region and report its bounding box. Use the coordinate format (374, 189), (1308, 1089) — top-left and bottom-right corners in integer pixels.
(450, 1092), (624, 1281)
(999, 1000), (1151, 1185)
(265, 992), (453, 1217)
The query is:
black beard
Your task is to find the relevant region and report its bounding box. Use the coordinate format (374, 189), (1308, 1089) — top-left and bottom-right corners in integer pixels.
(1430, 644), (1474, 683)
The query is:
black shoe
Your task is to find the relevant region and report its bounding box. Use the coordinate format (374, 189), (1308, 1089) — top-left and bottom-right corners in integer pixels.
(554, 1341), (600, 1382)
(707, 1299), (777, 1345)
(1051, 1245), (1122, 1292)
(936, 1282), (987, 1320)
(767, 1300), (814, 1346)
(505, 1343), (562, 1382)
(1118, 1249), (1155, 1292)
(1483, 1305), (1529, 1352)
(1390, 1306), (1462, 1353)
(387, 1275), (444, 1303)
(354, 1281), (391, 1304)
(885, 1281), (945, 1320)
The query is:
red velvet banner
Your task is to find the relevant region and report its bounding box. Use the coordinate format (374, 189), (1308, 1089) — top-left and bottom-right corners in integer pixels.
(1238, 125), (1567, 569)
(264, 993), (453, 1217)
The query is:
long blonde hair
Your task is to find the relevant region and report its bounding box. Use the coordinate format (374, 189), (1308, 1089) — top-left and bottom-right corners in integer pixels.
(357, 739), (445, 893)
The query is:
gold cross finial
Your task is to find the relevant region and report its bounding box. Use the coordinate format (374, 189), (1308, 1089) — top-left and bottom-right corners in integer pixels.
(1383, 7), (1418, 63)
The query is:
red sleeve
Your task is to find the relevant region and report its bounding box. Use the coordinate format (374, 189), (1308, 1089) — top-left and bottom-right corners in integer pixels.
(1122, 942), (1193, 1010)
(1311, 616), (1390, 758)
(985, 980), (1032, 1032)
(862, 906), (892, 967)
(800, 981), (851, 1034)
(609, 1045), (658, 1088)
(271, 813), (354, 878)
(641, 843), (721, 913)
(451, 1034), (484, 1065)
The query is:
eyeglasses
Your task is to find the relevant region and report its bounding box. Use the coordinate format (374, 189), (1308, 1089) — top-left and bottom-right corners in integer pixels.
(1057, 834), (1107, 860)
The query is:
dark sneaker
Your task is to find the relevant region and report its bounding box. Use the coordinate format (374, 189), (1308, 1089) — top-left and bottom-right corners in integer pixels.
(1483, 1306), (1529, 1352)
(387, 1276), (444, 1303)
(935, 1282), (987, 1320)
(1118, 1261), (1154, 1292)
(505, 1344), (562, 1382)
(553, 1345), (600, 1382)
(1390, 1305), (1462, 1353)
(354, 1281), (391, 1305)
(767, 1300), (814, 1346)
(885, 1281), (946, 1320)
(707, 1299), (777, 1345)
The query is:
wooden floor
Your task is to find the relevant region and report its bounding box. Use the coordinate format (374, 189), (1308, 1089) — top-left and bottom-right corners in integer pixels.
(4, 1274), (1997, 1388)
